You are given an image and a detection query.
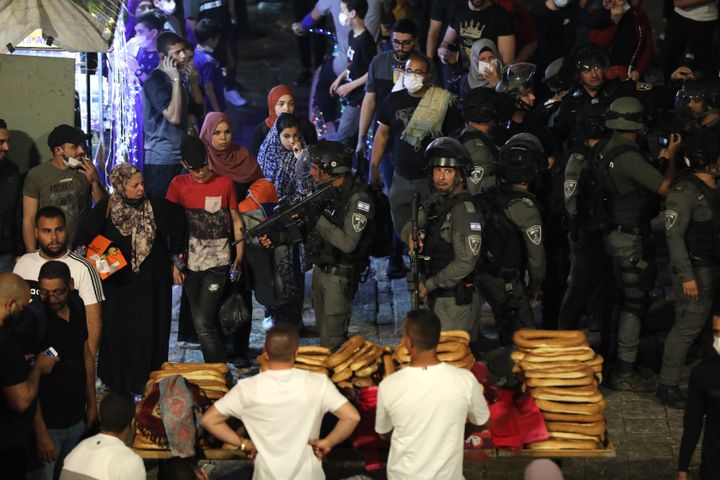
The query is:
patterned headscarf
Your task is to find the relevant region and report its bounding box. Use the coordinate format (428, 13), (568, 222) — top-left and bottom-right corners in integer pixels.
(109, 163), (156, 272)
(257, 116), (308, 199)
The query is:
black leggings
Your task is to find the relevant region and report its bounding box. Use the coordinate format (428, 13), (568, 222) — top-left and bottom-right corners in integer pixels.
(662, 11), (718, 79)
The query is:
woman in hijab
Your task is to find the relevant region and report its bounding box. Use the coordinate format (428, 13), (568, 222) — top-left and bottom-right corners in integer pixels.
(199, 113), (262, 367)
(254, 113), (308, 330)
(460, 39), (504, 98)
(251, 84), (318, 157)
(75, 163), (185, 394)
(200, 112), (263, 199)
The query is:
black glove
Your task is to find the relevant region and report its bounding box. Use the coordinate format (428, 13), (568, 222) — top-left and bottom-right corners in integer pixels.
(302, 204), (323, 228)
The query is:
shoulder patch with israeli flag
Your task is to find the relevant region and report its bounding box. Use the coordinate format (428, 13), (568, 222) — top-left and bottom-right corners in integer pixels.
(468, 234), (482, 256)
(470, 222), (482, 232)
(357, 201), (370, 212)
(526, 225), (542, 245)
(352, 213), (368, 232)
(564, 180), (577, 199)
(665, 210), (678, 231)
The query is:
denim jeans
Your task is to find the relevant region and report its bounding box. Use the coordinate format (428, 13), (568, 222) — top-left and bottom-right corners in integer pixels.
(186, 265), (228, 363)
(143, 163), (183, 199)
(27, 419), (85, 480)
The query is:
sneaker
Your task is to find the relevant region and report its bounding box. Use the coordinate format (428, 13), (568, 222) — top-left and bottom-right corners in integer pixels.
(225, 89), (248, 107)
(294, 69), (313, 87)
(655, 384), (687, 409)
(608, 366), (656, 392)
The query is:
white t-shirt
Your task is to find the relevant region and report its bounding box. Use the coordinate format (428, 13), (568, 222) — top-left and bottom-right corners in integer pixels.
(59, 433), (146, 480)
(14, 250), (105, 305)
(675, 1), (719, 22)
(213, 368), (348, 480)
(375, 363), (490, 480)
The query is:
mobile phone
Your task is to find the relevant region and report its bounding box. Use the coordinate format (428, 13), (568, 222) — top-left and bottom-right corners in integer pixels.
(43, 347), (58, 357)
(657, 135), (669, 147)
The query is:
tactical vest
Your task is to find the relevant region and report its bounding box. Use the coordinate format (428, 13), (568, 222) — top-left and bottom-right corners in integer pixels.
(603, 144), (660, 226)
(423, 192), (474, 277)
(678, 174), (720, 263)
(305, 178), (373, 269)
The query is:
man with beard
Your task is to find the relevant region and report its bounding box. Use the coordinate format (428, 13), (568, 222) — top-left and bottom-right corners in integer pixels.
(401, 138), (482, 333)
(0, 119), (23, 274)
(357, 18), (418, 278)
(0, 272), (57, 479)
(370, 54), (461, 242)
(26, 261), (96, 480)
(13, 207), (103, 357)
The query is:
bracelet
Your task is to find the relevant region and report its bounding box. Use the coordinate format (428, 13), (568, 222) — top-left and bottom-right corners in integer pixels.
(171, 77), (180, 83)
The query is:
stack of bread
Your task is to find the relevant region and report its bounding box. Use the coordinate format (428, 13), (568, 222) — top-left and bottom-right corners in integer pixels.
(257, 345), (333, 376)
(146, 362), (230, 400)
(326, 336), (394, 389)
(393, 330), (475, 370)
(511, 330), (607, 451)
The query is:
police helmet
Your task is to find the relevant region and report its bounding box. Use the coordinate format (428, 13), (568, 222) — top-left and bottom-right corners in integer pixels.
(498, 133), (543, 184)
(576, 103), (607, 140)
(574, 45), (609, 74)
(495, 63), (536, 96)
(682, 135), (719, 171)
(463, 87), (498, 124)
(425, 137), (472, 177)
(604, 97), (645, 132)
(675, 77), (720, 122)
(308, 140), (353, 175)
(543, 57), (572, 93)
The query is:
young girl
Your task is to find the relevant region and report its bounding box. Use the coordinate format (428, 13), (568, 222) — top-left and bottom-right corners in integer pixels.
(256, 113), (309, 330)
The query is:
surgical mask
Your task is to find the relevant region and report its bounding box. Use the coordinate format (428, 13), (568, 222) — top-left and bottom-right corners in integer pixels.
(403, 73), (424, 94)
(135, 34), (147, 45)
(159, 0), (176, 14)
(61, 151), (83, 168)
(714, 336), (720, 355)
(476, 61), (493, 76)
(554, 0), (569, 7)
(338, 12), (349, 27)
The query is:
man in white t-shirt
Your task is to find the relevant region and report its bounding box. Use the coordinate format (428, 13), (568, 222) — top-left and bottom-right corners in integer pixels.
(375, 309), (490, 480)
(60, 390), (146, 480)
(201, 326), (360, 480)
(13, 206), (104, 355)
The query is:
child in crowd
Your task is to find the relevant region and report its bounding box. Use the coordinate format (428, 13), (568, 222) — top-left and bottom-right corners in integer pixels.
(193, 18), (227, 114)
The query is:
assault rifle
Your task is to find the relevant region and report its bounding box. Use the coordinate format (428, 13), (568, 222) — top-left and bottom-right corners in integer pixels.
(232, 179), (336, 246)
(408, 193), (421, 310)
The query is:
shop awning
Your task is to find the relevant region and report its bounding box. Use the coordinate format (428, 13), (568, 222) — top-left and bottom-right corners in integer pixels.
(0, 0), (122, 53)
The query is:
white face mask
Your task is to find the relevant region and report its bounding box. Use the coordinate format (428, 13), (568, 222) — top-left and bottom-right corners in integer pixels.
(476, 60), (493, 75)
(714, 336), (720, 355)
(554, 0), (569, 7)
(403, 73), (424, 93)
(63, 155), (83, 168)
(338, 12), (349, 27)
(159, 0), (176, 14)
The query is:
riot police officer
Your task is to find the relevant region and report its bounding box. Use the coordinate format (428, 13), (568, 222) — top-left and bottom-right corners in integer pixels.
(265, 141), (375, 349)
(601, 97), (682, 391)
(657, 138), (720, 409)
(459, 87), (501, 195)
(402, 137), (483, 333)
(554, 44), (658, 151)
(475, 134), (546, 345)
(674, 77), (720, 149)
(559, 104), (615, 353)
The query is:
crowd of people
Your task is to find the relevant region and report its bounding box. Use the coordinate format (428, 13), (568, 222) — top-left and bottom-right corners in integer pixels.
(2, 0), (720, 478)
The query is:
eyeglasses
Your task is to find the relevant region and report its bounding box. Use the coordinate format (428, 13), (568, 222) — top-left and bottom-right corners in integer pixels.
(404, 68), (427, 76)
(580, 65), (604, 74)
(39, 287), (69, 298)
(392, 39), (413, 47)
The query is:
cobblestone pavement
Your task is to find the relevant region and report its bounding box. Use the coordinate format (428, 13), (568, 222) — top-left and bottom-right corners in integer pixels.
(153, 1), (703, 478)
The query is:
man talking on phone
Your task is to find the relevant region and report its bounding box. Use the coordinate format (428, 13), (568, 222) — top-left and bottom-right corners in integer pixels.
(142, 31), (204, 199)
(22, 125), (106, 251)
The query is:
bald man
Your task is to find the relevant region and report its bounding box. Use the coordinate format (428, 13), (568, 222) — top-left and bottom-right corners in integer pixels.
(201, 326), (360, 479)
(0, 273), (58, 479)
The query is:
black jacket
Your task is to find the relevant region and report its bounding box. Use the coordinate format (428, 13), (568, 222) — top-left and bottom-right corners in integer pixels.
(0, 160), (23, 256)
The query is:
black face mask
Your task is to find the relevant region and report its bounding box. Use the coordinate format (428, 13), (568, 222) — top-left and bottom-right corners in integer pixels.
(123, 197), (144, 207)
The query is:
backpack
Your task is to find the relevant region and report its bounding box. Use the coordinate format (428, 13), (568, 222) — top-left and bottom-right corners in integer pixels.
(473, 187), (525, 275)
(573, 137), (639, 233)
